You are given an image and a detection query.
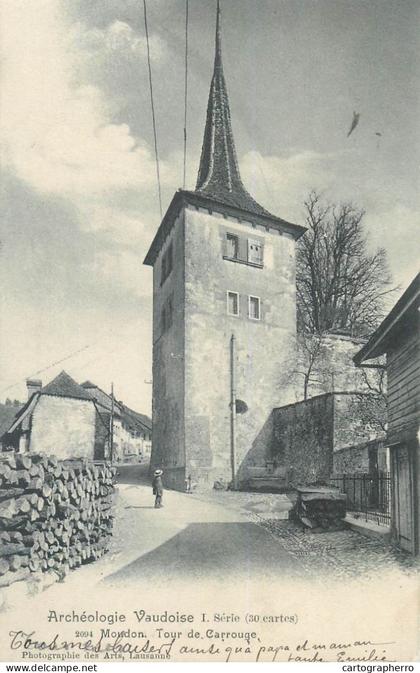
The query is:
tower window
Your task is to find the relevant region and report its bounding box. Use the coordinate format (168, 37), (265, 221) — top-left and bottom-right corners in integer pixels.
(248, 238), (263, 265)
(248, 295), (261, 320)
(227, 291), (239, 316)
(160, 242), (173, 286)
(166, 243), (173, 275)
(161, 306), (167, 333)
(161, 294), (174, 334)
(226, 233), (239, 259)
(223, 230), (264, 267)
(166, 295), (173, 329)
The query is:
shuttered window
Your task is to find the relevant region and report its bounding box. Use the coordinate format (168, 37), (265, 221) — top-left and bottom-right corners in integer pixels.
(226, 233), (239, 259)
(223, 231), (263, 267)
(248, 238), (263, 265)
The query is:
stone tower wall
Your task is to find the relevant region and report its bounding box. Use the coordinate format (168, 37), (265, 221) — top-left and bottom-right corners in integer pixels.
(150, 211), (186, 489)
(183, 206), (297, 487)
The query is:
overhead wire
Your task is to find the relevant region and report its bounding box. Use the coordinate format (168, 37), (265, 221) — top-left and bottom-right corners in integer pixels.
(183, 0), (189, 189)
(143, 0), (163, 219)
(0, 345), (92, 396)
(0, 327), (124, 397)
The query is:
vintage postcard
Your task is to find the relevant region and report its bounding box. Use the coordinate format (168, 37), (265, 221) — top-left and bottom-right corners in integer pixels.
(0, 0), (419, 665)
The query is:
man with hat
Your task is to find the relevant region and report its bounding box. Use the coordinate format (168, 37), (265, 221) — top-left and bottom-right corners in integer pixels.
(152, 469), (164, 508)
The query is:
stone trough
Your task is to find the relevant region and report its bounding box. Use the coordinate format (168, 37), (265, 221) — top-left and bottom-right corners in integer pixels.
(294, 486), (347, 533)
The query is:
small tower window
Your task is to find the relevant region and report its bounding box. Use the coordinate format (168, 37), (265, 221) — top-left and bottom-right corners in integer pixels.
(166, 243), (173, 275)
(167, 295), (173, 329)
(227, 291), (239, 316)
(226, 233), (239, 259)
(160, 242), (173, 286)
(161, 306), (167, 333)
(161, 294), (174, 334)
(248, 295), (261, 320)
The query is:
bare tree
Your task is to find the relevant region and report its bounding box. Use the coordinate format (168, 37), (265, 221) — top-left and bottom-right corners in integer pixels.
(294, 332), (326, 400)
(295, 330), (361, 400)
(297, 191), (394, 337)
(349, 367), (388, 435)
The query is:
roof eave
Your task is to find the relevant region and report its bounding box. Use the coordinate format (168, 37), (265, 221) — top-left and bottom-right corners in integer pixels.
(182, 190), (306, 239)
(7, 393), (40, 434)
(353, 273), (420, 366)
(143, 189), (306, 267)
(41, 392), (93, 402)
(143, 191), (185, 267)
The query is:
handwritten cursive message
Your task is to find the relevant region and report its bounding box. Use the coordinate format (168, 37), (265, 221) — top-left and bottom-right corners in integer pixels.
(8, 629), (396, 663)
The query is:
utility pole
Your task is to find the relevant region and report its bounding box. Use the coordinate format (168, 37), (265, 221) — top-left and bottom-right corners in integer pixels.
(230, 334), (237, 490)
(110, 382), (114, 463)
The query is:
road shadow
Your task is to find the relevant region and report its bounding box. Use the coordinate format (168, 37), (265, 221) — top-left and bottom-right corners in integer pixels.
(116, 463), (150, 486)
(102, 522), (304, 585)
(124, 506), (156, 510)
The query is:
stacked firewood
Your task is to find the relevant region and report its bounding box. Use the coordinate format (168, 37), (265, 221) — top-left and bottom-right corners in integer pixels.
(0, 452), (116, 588)
(295, 487), (347, 533)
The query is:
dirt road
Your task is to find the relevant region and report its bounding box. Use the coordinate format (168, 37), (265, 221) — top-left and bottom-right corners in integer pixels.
(104, 482), (303, 586)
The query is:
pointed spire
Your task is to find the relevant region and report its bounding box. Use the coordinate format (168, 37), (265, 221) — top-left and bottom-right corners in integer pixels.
(215, 0), (222, 71)
(195, 0), (275, 218)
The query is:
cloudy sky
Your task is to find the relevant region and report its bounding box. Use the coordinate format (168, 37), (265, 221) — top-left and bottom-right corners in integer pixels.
(1, 0), (419, 413)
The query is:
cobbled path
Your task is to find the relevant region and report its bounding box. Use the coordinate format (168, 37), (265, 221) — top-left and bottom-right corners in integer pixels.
(257, 518), (419, 579)
(191, 489), (420, 579)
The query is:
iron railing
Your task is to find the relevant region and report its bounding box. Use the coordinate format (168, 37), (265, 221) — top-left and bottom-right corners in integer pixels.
(330, 472), (391, 527)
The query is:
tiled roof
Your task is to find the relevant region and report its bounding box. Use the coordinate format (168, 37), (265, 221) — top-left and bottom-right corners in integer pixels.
(81, 381), (150, 432)
(41, 371), (92, 401)
(120, 404), (152, 433)
(0, 403), (23, 438)
(5, 394), (41, 436)
(354, 273), (420, 364)
(5, 373), (94, 437)
(81, 381), (122, 416)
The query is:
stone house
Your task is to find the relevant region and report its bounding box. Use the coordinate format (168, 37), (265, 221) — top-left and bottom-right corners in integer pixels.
(79, 381), (123, 460)
(3, 373), (152, 463)
(119, 403), (152, 463)
(4, 371), (106, 460)
(354, 273), (420, 554)
(80, 382), (151, 463)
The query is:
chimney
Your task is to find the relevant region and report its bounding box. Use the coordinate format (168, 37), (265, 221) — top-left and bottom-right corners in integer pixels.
(26, 378), (42, 399)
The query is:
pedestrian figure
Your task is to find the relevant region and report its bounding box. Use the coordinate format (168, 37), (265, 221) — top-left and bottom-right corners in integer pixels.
(185, 474), (192, 493)
(152, 469), (163, 508)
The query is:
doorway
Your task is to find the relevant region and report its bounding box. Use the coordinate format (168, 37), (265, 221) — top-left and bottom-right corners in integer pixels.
(391, 443), (417, 553)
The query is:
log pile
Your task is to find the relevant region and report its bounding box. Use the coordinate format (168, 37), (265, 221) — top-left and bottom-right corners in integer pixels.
(294, 487), (347, 533)
(0, 452), (116, 588)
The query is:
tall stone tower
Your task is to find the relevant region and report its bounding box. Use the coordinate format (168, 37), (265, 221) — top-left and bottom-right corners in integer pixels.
(144, 2), (305, 490)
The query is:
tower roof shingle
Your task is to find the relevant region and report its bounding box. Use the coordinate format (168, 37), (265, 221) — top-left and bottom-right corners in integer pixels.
(195, 1), (289, 221)
(144, 0), (306, 268)
(41, 371), (92, 401)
